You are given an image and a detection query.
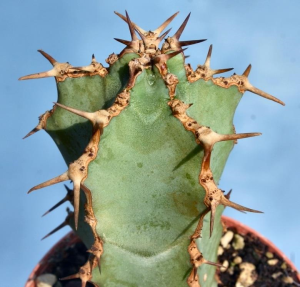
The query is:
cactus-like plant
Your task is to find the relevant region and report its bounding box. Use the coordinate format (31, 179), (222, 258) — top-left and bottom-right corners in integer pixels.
(20, 11), (284, 287)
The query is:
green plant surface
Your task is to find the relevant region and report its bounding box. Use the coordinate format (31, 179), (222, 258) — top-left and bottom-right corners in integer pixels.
(20, 11), (284, 286)
(2, 2), (295, 287)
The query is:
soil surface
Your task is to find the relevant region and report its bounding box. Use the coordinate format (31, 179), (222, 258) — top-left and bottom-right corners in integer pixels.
(217, 227), (300, 287)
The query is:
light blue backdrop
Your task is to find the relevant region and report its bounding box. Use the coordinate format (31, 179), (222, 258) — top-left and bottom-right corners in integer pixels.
(1, 1), (299, 286)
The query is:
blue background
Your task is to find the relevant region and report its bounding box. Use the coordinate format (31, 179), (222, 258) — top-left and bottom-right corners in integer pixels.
(1, 1), (299, 286)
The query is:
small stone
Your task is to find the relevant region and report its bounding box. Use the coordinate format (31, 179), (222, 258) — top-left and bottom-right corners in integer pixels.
(236, 263), (257, 287)
(228, 266), (235, 275)
(233, 256), (242, 264)
(283, 276), (294, 284)
(271, 272), (283, 279)
(266, 251), (274, 258)
(36, 274), (57, 287)
(267, 259), (278, 266)
(233, 234), (245, 250)
(218, 246), (224, 256)
(221, 231), (234, 248)
(232, 251), (238, 257)
(221, 260), (229, 272)
(281, 262), (287, 269)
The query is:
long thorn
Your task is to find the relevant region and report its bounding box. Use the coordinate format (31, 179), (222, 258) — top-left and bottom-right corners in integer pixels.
(19, 69), (57, 80)
(114, 11), (146, 34)
(73, 179), (81, 230)
(224, 189), (232, 200)
(37, 50), (57, 66)
(218, 132), (261, 142)
(114, 38), (131, 46)
(204, 260), (223, 268)
(204, 45), (213, 67)
(41, 210), (72, 240)
(241, 64), (285, 105)
(174, 13), (191, 40)
(210, 204), (216, 237)
(157, 28), (172, 42)
(42, 185), (73, 217)
(154, 48), (186, 64)
(155, 12), (179, 35)
(42, 197), (66, 217)
(179, 39), (206, 47)
(212, 67), (234, 75)
(54, 102), (94, 122)
(221, 196), (263, 213)
(23, 127), (41, 139)
(245, 83), (285, 106)
(242, 64), (252, 77)
(60, 274), (80, 281)
(28, 172), (69, 194)
(41, 221), (67, 240)
(134, 26), (147, 42)
(125, 11), (138, 41)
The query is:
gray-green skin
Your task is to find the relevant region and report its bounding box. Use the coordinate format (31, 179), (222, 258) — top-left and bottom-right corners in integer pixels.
(45, 51), (242, 286)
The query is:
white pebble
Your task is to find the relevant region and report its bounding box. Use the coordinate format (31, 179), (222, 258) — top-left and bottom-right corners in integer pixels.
(36, 274), (57, 287)
(221, 231), (234, 249)
(233, 234), (245, 250)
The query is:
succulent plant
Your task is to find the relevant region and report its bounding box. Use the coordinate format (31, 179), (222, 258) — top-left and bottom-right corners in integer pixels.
(20, 11), (284, 287)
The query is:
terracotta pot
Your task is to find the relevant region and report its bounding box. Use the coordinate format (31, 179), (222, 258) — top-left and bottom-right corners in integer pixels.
(222, 215), (300, 281)
(25, 232), (80, 287)
(25, 216), (300, 286)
